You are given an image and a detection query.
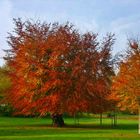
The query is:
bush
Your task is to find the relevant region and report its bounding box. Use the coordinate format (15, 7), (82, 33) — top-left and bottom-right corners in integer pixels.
(0, 104), (13, 116)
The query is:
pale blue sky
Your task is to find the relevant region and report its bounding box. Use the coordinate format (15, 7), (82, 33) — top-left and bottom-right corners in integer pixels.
(0, 0), (140, 65)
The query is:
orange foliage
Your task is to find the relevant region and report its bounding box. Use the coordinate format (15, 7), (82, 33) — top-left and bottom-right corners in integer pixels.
(111, 40), (140, 113)
(4, 19), (115, 116)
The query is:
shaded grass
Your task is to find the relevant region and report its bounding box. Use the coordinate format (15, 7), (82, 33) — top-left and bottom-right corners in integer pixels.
(0, 115), (139, 140)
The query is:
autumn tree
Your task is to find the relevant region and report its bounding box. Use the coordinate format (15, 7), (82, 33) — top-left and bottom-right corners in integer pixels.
(0, 65), (11, 100)
(4, 18), (115, 126)
(0, 65), (11, 116)
(110, 40), (140, 132)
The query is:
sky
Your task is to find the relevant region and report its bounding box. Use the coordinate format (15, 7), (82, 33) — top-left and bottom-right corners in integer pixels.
(0, 0), (140, 66)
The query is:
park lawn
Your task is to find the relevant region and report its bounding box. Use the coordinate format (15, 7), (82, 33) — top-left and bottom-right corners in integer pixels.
(0, 115), (139, 140)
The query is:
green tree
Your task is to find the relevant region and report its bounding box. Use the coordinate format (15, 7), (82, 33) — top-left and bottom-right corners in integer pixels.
(0, 65), (11, 100)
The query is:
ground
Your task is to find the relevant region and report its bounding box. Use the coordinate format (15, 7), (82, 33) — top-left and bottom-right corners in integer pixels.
(0, 114), (139, 140)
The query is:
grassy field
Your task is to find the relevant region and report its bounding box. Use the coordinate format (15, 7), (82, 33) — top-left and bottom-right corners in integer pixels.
(0, 114), (139, 140)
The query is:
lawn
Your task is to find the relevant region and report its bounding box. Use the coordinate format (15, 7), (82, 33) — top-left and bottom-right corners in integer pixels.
(0, 114), (139, 140)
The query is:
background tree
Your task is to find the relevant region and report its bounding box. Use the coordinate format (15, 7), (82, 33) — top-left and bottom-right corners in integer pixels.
(110, 40), (140, 133)
(4, 19), (115, 126)
(0, 65), (11, 100)
(0, 65), (11, 116)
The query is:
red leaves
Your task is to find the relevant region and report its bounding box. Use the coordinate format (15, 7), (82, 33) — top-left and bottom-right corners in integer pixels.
(5, 19), (115, 116)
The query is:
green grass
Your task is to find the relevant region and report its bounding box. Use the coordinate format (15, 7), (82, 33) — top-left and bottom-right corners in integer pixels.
(0, 115), (139, 140)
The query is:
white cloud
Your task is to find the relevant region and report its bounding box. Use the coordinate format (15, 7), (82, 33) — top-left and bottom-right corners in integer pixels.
(71, 19), (99, 34)
(0, 0), (13, 66)
(91, 14), (140, 56)
(110, 15), (140, 33)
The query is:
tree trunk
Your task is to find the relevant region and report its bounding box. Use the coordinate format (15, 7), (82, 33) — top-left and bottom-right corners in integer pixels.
(114, 112), (117, 126)
(100, 113), (102, 126)
(138, 104), (140, 134)
(51, 114), (65, 127)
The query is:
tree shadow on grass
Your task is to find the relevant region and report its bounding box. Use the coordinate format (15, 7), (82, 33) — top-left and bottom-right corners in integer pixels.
(62, 123), (138, 130)
(27, 123), (138, 131)
(0, 123), (137, 131)
(114, 124), (137, 130)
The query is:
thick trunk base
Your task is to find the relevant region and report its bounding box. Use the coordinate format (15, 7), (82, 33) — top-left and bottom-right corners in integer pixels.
(51, 114), (65, 127)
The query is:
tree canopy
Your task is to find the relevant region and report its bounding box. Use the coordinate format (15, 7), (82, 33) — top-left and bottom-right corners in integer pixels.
(0, 65), (11, 100)
(111, 40), (140, 113)
(5, 19), (115, 118)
